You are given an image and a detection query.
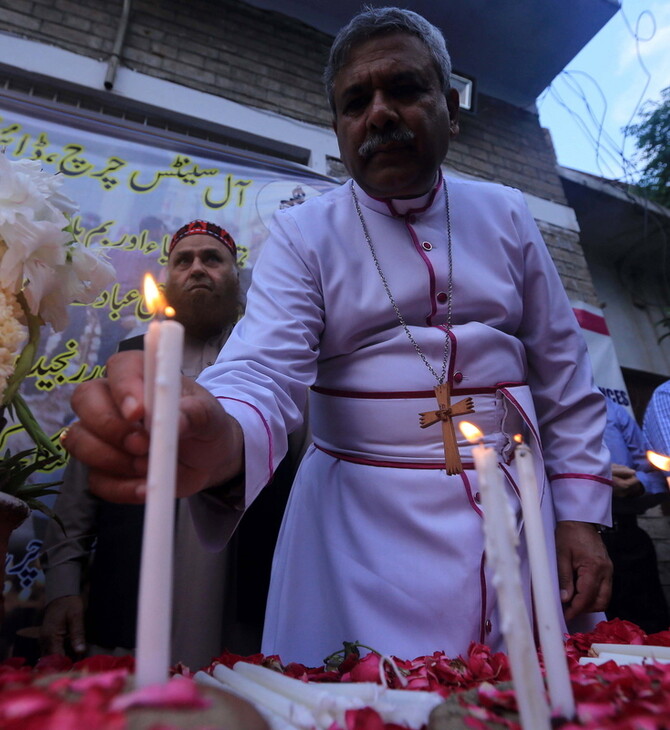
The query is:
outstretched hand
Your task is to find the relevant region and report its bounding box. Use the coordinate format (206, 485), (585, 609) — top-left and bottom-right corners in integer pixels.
(611, 463), (644, 499)
(63, 351), (244, 503)
(40, 595), (86, 658)
(556, 520), (612, 621)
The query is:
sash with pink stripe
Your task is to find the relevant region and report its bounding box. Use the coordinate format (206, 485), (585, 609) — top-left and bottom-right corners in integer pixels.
(310, 383), (538, 469)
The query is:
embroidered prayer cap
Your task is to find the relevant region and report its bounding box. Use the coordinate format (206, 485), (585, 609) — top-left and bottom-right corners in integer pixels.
(168, 220), (237, 260)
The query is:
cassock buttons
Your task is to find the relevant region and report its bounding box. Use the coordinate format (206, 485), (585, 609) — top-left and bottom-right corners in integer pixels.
(436, 292), (448, 304)
(421, 241), (433, 251)
(454, 371), (463, 383)
(485, 619), (492, 633)
(474, 491), (481, 504)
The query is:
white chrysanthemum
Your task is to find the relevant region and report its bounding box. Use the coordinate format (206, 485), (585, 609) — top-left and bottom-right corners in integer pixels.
(0, 152), (116, 331)
(0, 154), (77, 227)
(34, 245), (115, 332)
(0, 284), (27, 401)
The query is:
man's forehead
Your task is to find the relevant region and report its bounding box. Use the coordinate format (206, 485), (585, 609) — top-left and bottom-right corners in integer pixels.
(334, 33), (435, 89)
(170, 234), (231, 257)
(339, 67), (428, 96)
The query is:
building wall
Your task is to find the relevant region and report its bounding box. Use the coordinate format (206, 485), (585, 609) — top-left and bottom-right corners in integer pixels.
(0, 0), (599, 306)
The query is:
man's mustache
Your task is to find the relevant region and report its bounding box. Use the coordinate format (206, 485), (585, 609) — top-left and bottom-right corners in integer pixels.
(358, 128), (415, 159)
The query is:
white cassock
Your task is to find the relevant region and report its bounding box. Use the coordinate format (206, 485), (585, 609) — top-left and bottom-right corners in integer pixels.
(194, 174), (612, 666)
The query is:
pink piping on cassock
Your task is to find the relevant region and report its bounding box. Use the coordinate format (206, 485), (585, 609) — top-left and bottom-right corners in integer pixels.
(216, 396), (274, 483)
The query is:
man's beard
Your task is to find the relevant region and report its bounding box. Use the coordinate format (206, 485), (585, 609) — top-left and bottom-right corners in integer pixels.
(169, 280), (241, 340)
(358, 127), (415, 159)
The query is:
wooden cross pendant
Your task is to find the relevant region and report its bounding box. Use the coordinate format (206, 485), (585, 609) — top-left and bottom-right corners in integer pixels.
(419, 383), (475, 475)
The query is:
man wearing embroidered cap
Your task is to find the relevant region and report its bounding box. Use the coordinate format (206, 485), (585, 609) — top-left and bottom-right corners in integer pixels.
(41, 220), (251, 668)
(165, 219), (241, 344)
(65, 7), (612, 665)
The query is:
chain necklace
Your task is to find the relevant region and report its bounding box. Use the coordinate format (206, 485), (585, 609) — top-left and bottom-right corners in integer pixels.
(350, 178), (453, 385)
(350, 178), (474, 475)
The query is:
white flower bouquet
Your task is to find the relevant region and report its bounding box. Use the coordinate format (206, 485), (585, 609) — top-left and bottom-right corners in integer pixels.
(0, 151), (115, 514)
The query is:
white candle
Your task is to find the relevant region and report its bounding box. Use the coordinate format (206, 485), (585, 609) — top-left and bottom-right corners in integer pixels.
(590, 643), (670, 660)
(580, 652), (670, 666)
(515, 441), (575, 719)
(212, 663), (316, 728)
(233, 661), (351, 717)
(142, 273), (166, 425)
(471, 441), (551, 730)
(143, 319), (160, 424)
(135, 318), (184, 688)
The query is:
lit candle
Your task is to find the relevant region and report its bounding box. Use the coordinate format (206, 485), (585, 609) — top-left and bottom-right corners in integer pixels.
(459, 422), (551, 730)
(514, 436), (575, 719)
(142, 274), (164, 423)
(135, 274), (184, 688)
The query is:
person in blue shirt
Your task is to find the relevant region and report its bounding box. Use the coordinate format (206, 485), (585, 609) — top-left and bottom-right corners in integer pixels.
(644, 380), (670, 457)
(603, 397), (669, 632)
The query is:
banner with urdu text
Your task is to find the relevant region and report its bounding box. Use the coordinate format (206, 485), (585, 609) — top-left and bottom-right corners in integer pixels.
(0, 94), (337, 654)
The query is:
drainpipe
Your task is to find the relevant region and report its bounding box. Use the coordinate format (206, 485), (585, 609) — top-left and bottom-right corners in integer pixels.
(104, 0), (132, 90)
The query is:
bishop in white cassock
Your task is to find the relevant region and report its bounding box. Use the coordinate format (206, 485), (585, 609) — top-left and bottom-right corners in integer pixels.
(195, 173), (612, 665)
(65, 7), (613, 667)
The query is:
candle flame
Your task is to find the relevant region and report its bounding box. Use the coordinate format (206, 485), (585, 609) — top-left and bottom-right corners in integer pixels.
(143, 273), (173, 317)
(513, 433), (523, 444)
(647, 450), (670, 471)
(143, 273), (162, 314)
(459, 421), (483, 443)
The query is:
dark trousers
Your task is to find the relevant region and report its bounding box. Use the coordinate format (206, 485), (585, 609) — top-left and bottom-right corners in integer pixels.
(602, 514), (670, 634)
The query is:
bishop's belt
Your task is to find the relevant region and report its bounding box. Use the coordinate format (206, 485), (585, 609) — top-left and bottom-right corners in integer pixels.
(309, 383), (537, 469)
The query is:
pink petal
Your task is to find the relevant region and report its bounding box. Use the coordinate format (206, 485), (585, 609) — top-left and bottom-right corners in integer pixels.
(110, 678), (209, 712)
(67, 669), (129, 693)
(0, 688), (56, 719)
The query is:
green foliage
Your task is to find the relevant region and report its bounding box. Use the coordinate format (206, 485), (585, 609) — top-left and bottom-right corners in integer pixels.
(1, 290), (65, 519)
(625, 86), (670, 208)
(0, 446), (65, 531)
(323, 641), (379, 670)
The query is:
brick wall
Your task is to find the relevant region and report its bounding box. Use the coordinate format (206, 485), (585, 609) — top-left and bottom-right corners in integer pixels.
(0, 0), (333, 124)
(0, 0), (594, 303)
(539, 221), (599, 305)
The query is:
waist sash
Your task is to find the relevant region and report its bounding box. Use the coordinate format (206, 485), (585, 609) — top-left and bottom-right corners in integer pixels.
(310, 384), (537, 469)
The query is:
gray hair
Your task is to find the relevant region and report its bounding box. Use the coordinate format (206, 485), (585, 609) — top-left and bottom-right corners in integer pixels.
(324, 6), (452, 115)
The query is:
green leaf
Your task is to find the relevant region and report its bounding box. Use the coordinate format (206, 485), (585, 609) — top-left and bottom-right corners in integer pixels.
(10, 393), (62, 459)
(13, 484), (62, 499)
(2, 292), (42, 406)
(27, 499), (66, 535)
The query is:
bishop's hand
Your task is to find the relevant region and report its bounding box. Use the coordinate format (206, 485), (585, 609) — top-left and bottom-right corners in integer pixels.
(63, 350), (244, 504)
(555, 520), (612, 621)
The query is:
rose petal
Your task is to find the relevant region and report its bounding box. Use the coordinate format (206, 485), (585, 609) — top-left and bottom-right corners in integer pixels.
(110, 677), (209, 712)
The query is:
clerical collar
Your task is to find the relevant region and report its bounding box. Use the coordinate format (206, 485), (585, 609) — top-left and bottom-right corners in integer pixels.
(353, 171), (443, 219)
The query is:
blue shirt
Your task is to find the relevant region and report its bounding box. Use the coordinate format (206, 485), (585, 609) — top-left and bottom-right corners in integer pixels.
(644, 380), (670, 457)
(605, 398), (668, 514)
